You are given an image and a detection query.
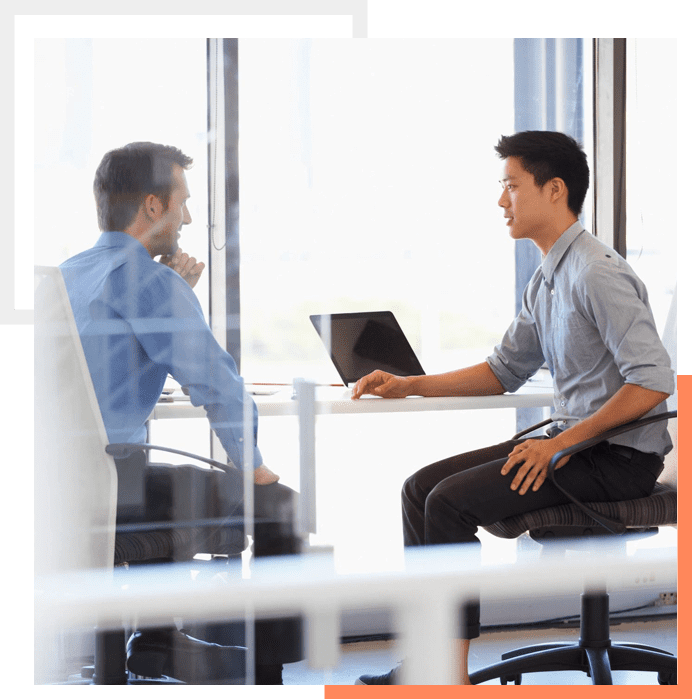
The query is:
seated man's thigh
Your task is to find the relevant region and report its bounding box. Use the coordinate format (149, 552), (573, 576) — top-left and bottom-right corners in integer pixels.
(145, 462), (244, 523)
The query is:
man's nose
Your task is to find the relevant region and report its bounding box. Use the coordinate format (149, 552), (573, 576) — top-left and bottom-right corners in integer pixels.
(183, 205), (192, 225)
(498, 189), (509, 208)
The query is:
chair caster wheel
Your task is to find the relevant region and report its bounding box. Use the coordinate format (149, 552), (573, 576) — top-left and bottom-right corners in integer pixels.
(500, 674), (522, 685)
(658, 671), (676, 685)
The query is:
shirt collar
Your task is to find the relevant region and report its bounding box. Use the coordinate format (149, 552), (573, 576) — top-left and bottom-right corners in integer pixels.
(541, 221), (585, 284)
(94, 230), (151, 256)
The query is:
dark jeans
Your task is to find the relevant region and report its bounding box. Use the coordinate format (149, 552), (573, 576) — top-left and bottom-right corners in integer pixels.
(402, 438), (664, 639)
(115, 451), (303, 665)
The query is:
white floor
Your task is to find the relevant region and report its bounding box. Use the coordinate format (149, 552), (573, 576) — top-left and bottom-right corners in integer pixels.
(282, 616), (677, 685)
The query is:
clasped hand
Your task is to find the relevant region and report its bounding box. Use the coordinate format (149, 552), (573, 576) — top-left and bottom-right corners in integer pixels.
(501, 439), (571, 495)
(160, 249), (205, 288)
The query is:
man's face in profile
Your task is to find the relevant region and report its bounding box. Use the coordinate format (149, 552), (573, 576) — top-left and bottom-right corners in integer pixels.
(153, 165), (192, 256)
(498, 156), (554, 244)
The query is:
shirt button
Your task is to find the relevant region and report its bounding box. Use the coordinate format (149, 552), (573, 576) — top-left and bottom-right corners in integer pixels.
(551, 289), (555, 295)
(560, 401), (566, 406)
(239, 437), (244, 442)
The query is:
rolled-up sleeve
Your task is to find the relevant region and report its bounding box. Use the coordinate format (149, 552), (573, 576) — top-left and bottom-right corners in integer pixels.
(487, 279), (546, 393)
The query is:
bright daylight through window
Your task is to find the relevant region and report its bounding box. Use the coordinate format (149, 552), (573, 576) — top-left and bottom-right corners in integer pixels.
(235, 39), (567, 567)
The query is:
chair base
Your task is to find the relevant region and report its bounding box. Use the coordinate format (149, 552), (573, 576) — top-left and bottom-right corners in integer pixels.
(469, 641), (677, 685)
(469, 591), (676, 685)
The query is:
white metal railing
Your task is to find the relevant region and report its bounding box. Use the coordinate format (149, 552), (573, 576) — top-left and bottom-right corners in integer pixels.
(35, 545), (676, 685)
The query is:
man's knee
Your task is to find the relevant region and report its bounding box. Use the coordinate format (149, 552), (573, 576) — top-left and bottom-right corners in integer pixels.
(401, 471), (421, 505)
(424, 482), (451, 516)
(254, 482), (296, 522)
(425, 480), (476, 527)
(253, 483), (301, 557)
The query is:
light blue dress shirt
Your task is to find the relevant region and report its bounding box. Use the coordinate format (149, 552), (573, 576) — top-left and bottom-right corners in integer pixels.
(60, 231), (263, 470)
(487, 222), (674, 457)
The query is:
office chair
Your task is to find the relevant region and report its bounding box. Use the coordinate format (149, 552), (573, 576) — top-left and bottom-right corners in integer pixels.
(34, 266), (246, 684)
(95, 443), (247, 685)
(468, 411), (677, 686)
(470, 288), (678, 686)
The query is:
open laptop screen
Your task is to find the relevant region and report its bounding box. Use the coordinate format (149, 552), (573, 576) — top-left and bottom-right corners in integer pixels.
(310, 311), (425, 386)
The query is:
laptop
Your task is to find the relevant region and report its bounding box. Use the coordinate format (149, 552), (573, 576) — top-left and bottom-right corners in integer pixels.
(309, 311), (425, 387)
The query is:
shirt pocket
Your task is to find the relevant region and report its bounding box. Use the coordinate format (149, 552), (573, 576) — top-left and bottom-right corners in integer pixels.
(553, 309), (601, 368)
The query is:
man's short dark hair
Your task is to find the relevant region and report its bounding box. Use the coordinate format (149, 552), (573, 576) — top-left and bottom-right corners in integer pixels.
(495, 131), (590, 216)
(94, 142), (193, 232)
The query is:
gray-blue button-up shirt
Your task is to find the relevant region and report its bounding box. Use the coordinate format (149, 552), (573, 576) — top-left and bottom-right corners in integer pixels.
(487, 222), (674, 457)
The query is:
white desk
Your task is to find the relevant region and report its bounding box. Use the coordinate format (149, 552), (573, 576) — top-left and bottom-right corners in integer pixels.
(150, 380), (554, 420)
(149, 376), (555, 553)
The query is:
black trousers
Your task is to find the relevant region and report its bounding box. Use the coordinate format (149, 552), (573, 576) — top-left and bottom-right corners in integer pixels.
(115, 451), (303, 666)
(401, 437), (664, 639)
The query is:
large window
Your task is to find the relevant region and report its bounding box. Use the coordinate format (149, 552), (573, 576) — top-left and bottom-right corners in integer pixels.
(238, 40), (516, 386)
(625, 39), (677, 329)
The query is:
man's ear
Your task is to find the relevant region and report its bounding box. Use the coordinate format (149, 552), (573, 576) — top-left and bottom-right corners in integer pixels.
(144, 193), (164, 220)
(549, 177), (568, 204)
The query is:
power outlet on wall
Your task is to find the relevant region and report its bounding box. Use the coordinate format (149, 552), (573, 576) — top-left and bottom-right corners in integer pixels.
(654, 592), (677, 607)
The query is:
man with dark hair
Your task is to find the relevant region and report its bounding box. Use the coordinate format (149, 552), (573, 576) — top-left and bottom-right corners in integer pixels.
(61, 142), (301, 684)
(494, 131), (590, 217)
(351, 130), (674, 684)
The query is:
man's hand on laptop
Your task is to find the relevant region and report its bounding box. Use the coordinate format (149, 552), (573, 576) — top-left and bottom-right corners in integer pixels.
(351, 370), (411, 400)
(160, 249), (205, 288)
(254, 464), (280, 485)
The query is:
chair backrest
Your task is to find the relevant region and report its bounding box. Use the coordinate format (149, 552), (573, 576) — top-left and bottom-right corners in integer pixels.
(34, 266), (117, 575)
(659, 286), (677, 487)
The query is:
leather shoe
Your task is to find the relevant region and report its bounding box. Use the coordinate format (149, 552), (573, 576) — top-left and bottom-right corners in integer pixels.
(127, 629), (246, 684)
(356, 663), (401, 684)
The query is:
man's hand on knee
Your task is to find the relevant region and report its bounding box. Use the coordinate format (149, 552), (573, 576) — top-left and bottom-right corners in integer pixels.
(254, 464), (280, 485)
(501, 439), (571, 495)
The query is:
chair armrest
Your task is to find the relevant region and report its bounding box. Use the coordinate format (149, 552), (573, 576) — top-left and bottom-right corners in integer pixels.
(546, 410), (677, 534)
(512, 418), (555, 440)
(105, 443), (237, 475)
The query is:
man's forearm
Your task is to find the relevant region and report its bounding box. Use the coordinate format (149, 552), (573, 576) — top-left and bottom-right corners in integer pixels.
(408, 362), (505, 397)
(551, 383), (670, 453)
